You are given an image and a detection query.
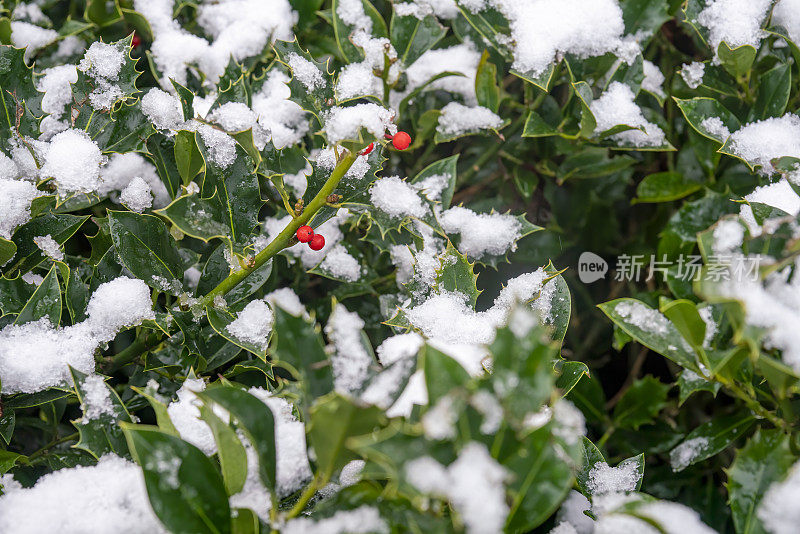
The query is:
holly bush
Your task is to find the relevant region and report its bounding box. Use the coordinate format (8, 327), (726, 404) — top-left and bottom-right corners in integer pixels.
(2, 0), (800, 533)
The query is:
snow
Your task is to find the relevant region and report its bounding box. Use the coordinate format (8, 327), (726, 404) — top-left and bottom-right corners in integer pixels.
(556, 490), (595, 534)
(38, 65), (78, 119)
(552, 400), (586, 445)
(406, 442), (510, 534)
(773, 0), (800, 45)
(614, 300), (669, 335)
(739, 179), (800, 236)
(194, 122), (237, 168)
(699, 306), (717, 348)
(758, 460), (800, 534)
(78, 42), (127, 110)
(422, 394), (458, 439)
(10, 21), (58, 62)
(141, 88), (185, 130)
(681, 62), (705, 89)
(41, 129), (104, 193)
(286, 53), (326, 91)
(462, 0), (625, 76)
(396, 43), (480, 105)
(264, 287), (308, 318)
(283, 506), (388, 534)
(670, 437), (709, 472)
(167, 378), (222, 455)
(0, 455), (166, 534)
(0, 277), (154, 393)
(282, 162), (311, 197)
(590, 82), (667, 147)
(642, 60), (665, 98)
(137, 0), (295, 87)
(712, 219), (744, 254)
(79, 41), (124, 80)
(700, 117), (731, 140)
(80, 374), (116, 421)
(120, 177), (153, 213)
(323, 104), (395, 144)
(716, 256), (800, 373)
(550, 523), (579, 534)
(395, 0), (460, 20)
(436, 103), (503, 137)
(440, 206), (521, 258)
(208, 102), (259, 135)
(729, 114), (800, 175)
(635, 501), (717, 534)
(319, 244), (362, 281)
(325, 303), (373, 395)
(34, 234), (64, 261)
(259, 393), (313, 496)
(251, 70), (310, 148)
(697, 0), (771, 50)
(0, 178), (43, 239)
(471, 390), (503, 433)
(98, 153), (171, 208)
(85, 277), (156, 338)
(370, 176), (428, 219)
(226, 299), (274, 349)
(587, 460), (642, 494)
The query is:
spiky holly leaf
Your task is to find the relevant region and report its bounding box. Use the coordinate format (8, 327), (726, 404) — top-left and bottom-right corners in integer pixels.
(211, 57), (251, 110)
(71, 35), (142, 130)
(86, 99), (155, 153)
(332, 0), (388, 63)
(433, 244), (480, 307)
(70, 367), (133, 459)
(440, 211), (542, 269)
(158, 141), (263, 247)
(273, 38), (334, 124)
(410, 154), (458, 210)
(0, 45), (42, 147)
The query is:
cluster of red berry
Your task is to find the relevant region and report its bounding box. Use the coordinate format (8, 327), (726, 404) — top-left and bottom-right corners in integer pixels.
(295, 132), (412, 251)
(296, 225), (324, 250)
(360, 131), (411, 156)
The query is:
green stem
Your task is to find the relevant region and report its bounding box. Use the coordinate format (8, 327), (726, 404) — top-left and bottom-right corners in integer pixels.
(196, 151), (358, 310)
(719, 377), (789, 432)
(286, 476), (321, 518)
(105, 332), (162, 372)
(27, 432), (79, 462)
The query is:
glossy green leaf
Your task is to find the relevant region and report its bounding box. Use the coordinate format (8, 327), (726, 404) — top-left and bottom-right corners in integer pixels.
(199, 387), (276, 493)
(390, 9), (446, 67)
(14, 263), (60, 325)
(475, 50), (500, 112)
(727, 430), (795, 534)
(752, 63), (791, 120)
(717, 42), (756, 78)
(108, 210), (184, 293)
(308, 392), (385, 478)
(634, 171), (702, 203)
(71, 367), (132, 458)
(124, 425), (232, 534)
(598, 298), (699, 371)
(669, 412), (755, 471)
(613, 376), (669, 429)
(674, 97), (740, 143)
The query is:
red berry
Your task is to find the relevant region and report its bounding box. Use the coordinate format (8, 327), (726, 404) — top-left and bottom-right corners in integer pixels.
(360, 142), (374, 155)
(296, 225), (314, 243)
(392, 131), (411, 150)
(308, 234), (325, 251)
(131, 33), (141, 48)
